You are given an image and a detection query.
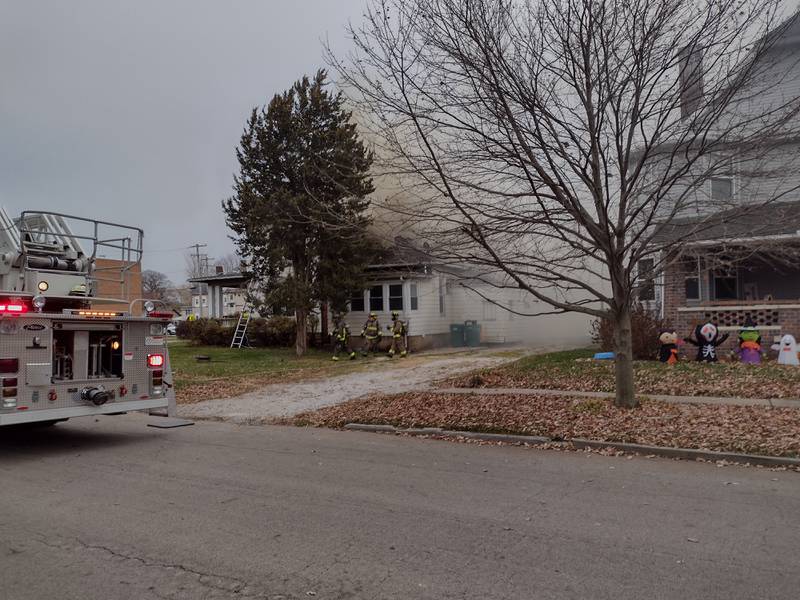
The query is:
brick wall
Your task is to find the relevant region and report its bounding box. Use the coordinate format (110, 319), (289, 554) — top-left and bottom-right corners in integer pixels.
(93, 258), (143, 314)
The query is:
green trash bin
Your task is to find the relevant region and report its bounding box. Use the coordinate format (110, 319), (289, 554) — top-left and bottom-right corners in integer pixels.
(464, 320), (481, 347)
(449, 323), (466, 347)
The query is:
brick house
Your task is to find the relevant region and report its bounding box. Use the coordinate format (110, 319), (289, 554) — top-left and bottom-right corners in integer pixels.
(638, 15), (800, 358)
(651, 203), (800, 357)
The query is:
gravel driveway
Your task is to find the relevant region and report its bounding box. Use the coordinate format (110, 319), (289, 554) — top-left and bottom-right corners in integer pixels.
(178, 350), (511, 424)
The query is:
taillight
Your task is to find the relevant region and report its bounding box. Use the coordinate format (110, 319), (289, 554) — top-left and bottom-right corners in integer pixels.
(0, 359), (19, 374)
(147, 354), (165, 368)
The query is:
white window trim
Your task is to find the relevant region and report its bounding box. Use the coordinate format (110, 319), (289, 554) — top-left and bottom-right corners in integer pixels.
(408, 282), (419, 311)
(349, 290), (367, 313)
(684, 257), (702, 302)
(388, 282), (404, 312)
(710, 175), (735, 203)
(368, 284), (385, 313)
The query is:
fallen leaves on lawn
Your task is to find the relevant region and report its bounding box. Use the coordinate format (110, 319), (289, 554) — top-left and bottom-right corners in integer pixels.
(442, 360), (800, 399)
(287, 392), (800, 457)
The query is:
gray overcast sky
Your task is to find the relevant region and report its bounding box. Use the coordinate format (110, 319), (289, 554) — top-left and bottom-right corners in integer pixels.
(0, 0), (366, 283)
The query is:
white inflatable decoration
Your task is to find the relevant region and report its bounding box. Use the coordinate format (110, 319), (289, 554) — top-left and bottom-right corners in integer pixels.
(771, 334), (800, 366)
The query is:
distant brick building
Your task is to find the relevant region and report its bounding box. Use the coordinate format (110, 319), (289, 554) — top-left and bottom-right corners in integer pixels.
(93, 257), (143, 314)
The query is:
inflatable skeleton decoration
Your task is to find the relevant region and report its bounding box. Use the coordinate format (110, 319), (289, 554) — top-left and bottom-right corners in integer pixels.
(771, 334), (800, 366)
(737, 317), (762, 365)
(684, 322), (729, 363)
(658, 330), (679, 364)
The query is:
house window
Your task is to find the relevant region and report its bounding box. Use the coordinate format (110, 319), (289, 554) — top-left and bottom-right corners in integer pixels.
(638, 259), (655, 302)
(683, 257), (702, 301)
(389, 284), (403, 311)
(369, 285), (384, 312)
(713, 270), (738, 300)
(711, 177), (733, 202)
(349, 290), (365, 312)
(438, 278), (446, 314)
(410, 283), (418, 310)
(482, 301), (497, 321)
(685, 276), (700, 301)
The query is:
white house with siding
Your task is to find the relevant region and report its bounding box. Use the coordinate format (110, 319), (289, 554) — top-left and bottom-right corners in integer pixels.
(341, 243), (592, 350)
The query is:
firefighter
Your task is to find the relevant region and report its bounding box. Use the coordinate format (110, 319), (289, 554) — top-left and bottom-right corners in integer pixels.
(387, 310), (408, 358)
(331, 314), (356, 361)
(360, 312), (382, 356)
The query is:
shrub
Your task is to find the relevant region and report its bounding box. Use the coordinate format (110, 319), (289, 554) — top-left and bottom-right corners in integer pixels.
(249, 316), (296, 347)
(591, 303), (670, 360)
(175, 319), (197, 340)
(175, 318), (234, 346)
(176, 316), (296, 347)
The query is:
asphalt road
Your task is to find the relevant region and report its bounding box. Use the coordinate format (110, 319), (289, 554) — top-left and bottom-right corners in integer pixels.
(1, 416), (798, 600)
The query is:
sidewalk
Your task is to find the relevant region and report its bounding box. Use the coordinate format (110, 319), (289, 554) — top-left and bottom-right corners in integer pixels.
(435, 387), (800, 408)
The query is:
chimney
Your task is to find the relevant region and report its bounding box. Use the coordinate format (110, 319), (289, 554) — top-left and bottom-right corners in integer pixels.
(216, 265), (224, 275)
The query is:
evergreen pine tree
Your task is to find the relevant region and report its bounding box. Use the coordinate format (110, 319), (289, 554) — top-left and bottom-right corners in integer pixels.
(224, 70), (376, 356)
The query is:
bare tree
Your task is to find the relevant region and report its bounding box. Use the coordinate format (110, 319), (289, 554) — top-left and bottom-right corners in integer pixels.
(216, 253), (243, 274)
(333, 0), (800, 407)
(184, 251), (207, 281)
(142, 270), (173, 301)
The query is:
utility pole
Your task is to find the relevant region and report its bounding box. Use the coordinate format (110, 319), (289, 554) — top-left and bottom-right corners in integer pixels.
(188, 243), (207, 277)
(202, 255), (214, 275)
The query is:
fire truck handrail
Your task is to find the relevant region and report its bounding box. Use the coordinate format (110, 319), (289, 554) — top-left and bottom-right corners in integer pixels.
(20, 210), (145, 238)
(17, 210), (144, 299)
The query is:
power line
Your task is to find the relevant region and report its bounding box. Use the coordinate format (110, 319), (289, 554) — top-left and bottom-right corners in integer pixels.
(143, 245), (193, 254)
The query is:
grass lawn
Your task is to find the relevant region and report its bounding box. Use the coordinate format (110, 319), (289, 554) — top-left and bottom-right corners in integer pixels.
(443, 348), (800, 399)
(168, 340), (366, 403)
(287, 391), (800, 458)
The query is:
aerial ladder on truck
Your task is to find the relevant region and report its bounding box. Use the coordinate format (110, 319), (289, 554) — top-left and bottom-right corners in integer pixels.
(0, 208), (181, 427)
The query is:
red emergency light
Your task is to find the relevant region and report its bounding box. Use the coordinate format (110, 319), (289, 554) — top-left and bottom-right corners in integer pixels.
(147, 354), (165, 368)
(147, 311), (173, 319)
(0, 303), (28, 314)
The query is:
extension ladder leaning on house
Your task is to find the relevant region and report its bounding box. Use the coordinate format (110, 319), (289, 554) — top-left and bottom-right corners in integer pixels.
(230, 304), (252, 348)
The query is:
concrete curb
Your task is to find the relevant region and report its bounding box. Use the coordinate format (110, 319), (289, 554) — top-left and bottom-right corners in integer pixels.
(344, 423), (550, 445)
(343, 423), (800, 467)
(434, 387), (800, 408)
(571, 439), (800, 468)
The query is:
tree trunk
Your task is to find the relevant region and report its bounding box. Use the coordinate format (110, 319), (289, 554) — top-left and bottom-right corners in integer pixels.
(613, 307), (638, 408)
(320, 302), (329, 343)
(295, 307), (308, 357)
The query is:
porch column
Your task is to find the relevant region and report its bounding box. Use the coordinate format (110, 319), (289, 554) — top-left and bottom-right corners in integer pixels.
(210, 284), (218, 318)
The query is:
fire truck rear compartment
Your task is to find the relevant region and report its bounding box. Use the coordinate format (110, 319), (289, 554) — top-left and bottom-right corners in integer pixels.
(52, 324), (123, 381)
(0, 316), (167, 414)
